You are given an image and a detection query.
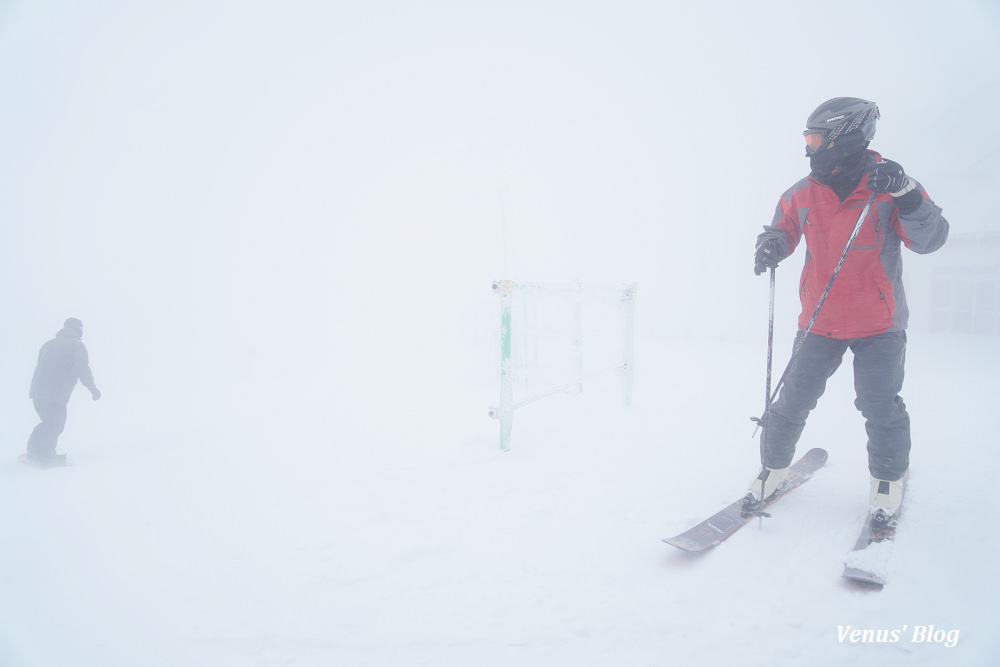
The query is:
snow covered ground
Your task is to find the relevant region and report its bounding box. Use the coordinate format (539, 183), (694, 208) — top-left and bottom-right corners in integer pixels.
(1, 327), (997, 666)
(2, 1), (999, 665)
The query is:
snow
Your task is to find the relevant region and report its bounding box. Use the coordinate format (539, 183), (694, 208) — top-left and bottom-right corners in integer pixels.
(1, 1), (999, 666)
(1, 332), (997, 666)
(843, 538), (894, 582)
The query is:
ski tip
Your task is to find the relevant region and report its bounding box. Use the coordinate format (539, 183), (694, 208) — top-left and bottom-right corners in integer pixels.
(662, 537), (715, 553)
(803, 448), (829, 464)
(843, 569), (886, 589)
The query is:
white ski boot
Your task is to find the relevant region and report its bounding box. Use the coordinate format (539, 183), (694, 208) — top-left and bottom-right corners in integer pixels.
(869, 477), (903, 529)
(741, 465), (790, 516)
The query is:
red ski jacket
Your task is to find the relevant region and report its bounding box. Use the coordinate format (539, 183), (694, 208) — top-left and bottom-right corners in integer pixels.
(769, 150), (949, 339)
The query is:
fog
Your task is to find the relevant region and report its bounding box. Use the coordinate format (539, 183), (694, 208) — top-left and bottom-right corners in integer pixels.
(3, 1), (997, 440)
(1, 1), (998, 664)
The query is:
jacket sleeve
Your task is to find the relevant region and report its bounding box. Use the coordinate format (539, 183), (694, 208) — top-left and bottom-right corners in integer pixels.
(895, 180), (949, 254)
(73, 343), (98, 392)
(759, 188), (806, 261)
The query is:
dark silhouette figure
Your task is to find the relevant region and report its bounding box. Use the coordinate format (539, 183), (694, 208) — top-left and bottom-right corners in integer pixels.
(25, 318), (101, 467)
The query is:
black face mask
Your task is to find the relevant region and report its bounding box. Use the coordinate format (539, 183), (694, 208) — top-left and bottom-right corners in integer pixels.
(808, 132), (870, 200)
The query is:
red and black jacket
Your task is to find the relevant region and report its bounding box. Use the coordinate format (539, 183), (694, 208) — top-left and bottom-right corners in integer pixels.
(767, 150), (949, 339)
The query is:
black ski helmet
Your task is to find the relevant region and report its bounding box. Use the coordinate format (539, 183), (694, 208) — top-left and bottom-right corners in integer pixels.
(803, 97), (879, 154)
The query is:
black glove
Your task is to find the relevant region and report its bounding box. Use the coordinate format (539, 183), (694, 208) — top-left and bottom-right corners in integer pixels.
(754, 230), (786, 276)
(868, 159), (924, 214)
(867, 160), (910, 194)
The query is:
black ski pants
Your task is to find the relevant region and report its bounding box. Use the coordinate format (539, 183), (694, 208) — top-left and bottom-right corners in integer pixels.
(761, 330), (910, 481)
(27, 399), (68, 464)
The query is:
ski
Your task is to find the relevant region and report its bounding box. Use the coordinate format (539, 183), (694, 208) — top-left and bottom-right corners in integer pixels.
(842, 476), (908, 587)
(663, 447), (828, 552)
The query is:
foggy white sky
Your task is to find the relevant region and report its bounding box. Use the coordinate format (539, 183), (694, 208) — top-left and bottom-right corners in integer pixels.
(1, 0), (997, 439)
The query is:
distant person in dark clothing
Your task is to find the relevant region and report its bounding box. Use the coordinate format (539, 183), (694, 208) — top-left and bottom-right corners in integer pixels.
(25, 318), (101, 467)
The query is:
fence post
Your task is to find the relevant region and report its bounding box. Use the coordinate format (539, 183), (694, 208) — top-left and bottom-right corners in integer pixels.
(497, 280), (514, 451)
(620, 283), (637, 409)
(572, 280), (584, 393)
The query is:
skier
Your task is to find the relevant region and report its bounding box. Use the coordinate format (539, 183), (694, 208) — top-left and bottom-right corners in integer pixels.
(744, 97), (949, 527)
(24, 318), (101, 467)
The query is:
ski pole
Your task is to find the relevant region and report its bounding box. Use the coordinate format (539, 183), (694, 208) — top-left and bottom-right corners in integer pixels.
(753, 266), (777, 526)
(764, 266), (776, 426)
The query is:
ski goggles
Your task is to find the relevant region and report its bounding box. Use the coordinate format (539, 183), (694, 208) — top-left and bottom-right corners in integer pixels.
(803, 129), (829, 154)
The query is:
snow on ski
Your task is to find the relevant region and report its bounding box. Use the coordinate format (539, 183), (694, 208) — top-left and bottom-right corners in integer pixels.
(663, 448), (828, 552)
(842, 475), (908, 588)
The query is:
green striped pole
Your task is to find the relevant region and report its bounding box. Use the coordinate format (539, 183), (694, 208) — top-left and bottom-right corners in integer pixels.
(497, 280), (514, 451)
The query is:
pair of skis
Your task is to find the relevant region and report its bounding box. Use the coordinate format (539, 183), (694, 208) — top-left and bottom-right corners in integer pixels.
(662, 448), (901, 588)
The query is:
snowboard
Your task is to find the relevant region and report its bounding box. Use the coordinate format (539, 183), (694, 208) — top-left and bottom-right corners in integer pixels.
(18, 452), (67, 468)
